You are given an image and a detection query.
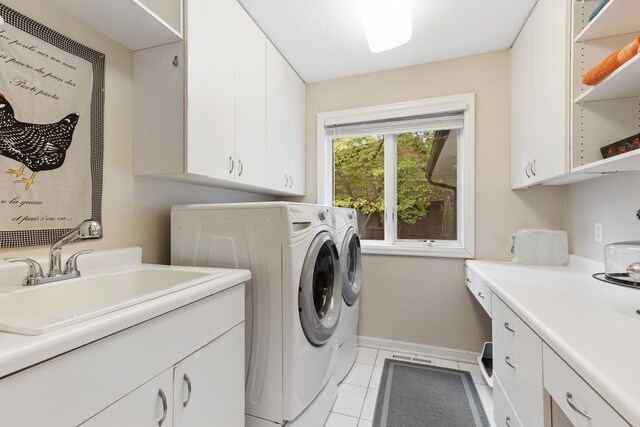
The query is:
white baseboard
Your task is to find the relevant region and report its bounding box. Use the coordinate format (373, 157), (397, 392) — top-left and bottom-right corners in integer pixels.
(357, 335), (481, 364)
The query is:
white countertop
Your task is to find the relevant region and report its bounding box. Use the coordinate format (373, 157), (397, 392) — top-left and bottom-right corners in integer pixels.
(0, 248), (250, 379)
(466, 256), (640, 426)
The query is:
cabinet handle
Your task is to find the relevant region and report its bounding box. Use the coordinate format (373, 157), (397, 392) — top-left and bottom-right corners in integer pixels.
(465, 278), (471, 283)
(228, 156), (234, 174)
(157, 389), (168, 425)
(531, 158), (536, 176)
(566, 392), (591, 419)
(238, 159), (244, 177)
(505, 416), (512, 427)
(289, 176), (293, 188)
(477, 292), (485, 300)
(504, 322), (515, 333)
(525, 163), (531, 178)
(505, 356), (517, 369)
(182, 373), (192, 407)
(172, 55), (179, 67)
(285, 174), (289, 187)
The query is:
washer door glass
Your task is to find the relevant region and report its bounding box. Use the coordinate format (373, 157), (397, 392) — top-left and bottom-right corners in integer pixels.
(341, 228), (362, 306)
(299, 232), (342, 346)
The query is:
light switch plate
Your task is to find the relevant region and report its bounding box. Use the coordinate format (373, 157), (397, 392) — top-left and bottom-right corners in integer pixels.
(595, 222), (603, 243)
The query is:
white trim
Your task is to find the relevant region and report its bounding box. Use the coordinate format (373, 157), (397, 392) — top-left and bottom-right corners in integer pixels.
(317, 93), (476, 259)
(357, 335), (480, 364)
(362, 243), (473, 258)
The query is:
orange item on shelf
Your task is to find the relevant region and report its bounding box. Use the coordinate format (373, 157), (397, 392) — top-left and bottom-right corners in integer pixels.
(582, 34), (640, 86)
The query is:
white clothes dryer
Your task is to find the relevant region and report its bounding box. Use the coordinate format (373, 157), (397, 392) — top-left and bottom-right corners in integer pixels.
(171, 202), (341, 427)
(332, 207), (363, 383)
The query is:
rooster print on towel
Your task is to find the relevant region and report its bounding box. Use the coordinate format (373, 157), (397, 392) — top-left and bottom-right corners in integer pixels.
(0, 92), (79, 190)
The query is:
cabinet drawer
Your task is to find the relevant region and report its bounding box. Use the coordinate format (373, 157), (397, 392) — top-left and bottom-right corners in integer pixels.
(465, 268), (492, 317)
(494, 376), (523, 427)
(492, 296), (542, 381)
(494, 356), (547, 427)
(543, 345), (630, 427)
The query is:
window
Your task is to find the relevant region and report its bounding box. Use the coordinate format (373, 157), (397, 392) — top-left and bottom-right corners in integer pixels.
(317, 94), (475, 258)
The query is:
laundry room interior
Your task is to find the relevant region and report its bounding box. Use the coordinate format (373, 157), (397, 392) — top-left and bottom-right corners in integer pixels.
(0, 0), (638, 426)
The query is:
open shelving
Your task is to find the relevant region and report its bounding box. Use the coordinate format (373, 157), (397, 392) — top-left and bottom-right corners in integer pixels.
(575, 53), (640, 103)
(575, 0), (640, 42)
(555, 0), (640, 185)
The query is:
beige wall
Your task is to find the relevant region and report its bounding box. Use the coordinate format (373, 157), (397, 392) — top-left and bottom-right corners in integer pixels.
(0, 0), (269, 264)
(304, 51), (566, 352)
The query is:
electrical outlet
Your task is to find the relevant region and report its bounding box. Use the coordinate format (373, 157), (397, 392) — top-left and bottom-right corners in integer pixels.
(595, 222), (603, 243)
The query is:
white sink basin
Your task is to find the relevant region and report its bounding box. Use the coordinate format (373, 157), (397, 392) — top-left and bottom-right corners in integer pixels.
(0, 267), (221, 335)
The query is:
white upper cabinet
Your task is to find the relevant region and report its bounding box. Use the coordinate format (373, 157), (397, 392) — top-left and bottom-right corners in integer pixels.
(510, 16), (533, 190)
(510, 0), (569, 189)
(266, 42), (306, 195)
(132, 0), (306, 196)
(50, 0), (183, 50)
(235, 4), (267, 186)
(186, 0), (236, 181)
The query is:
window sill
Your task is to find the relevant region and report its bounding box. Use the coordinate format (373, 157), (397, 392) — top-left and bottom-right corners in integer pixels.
(361, 242), (474, 259)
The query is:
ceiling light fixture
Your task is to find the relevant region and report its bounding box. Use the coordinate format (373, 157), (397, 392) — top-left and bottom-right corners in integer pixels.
(357, 0), (412, 53)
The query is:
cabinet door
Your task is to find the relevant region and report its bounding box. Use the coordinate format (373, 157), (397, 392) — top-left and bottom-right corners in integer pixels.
(186, 0), (236, 180)
(173, 323), (244, 427)
(287, 64), (306, 195)
(235, 3), (266, 186)
(531, 0), (568, 183)
(510, 16), (533, 189)
(81, 369), (174, 427)
(266, 41), (292, 192)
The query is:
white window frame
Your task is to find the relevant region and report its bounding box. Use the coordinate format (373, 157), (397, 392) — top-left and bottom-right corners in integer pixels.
(317, 93), (475, 258)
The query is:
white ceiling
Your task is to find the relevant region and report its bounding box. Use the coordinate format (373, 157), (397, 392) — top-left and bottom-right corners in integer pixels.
(238, 0), (537, 83)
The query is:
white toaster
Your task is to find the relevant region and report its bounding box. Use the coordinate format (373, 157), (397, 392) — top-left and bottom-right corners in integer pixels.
(511, 229), (569, 266)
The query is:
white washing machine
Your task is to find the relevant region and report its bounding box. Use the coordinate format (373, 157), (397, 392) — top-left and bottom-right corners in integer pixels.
(171, 202), (342, 427)
(333, 207), (363, 383)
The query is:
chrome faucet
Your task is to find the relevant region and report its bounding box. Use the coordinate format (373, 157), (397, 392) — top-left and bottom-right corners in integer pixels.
(4, 219), (102, 286)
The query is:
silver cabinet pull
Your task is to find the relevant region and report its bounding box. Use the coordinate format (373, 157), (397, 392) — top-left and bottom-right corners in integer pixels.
(504, 322), (515, 333)
(505, 356), (517, 369)
(477, 292), (485, 300)
(289, 176), (293, 188)
(505, 416), (512, 427)
(285, 174), (289, 187)
(158, 389), (168, 425)
(182, 374), (192, 407)
(531, 158), (536, 176)
(525, 163), (531, 178)
(238, 159), (244, 177)
(465, 278), (471, 283)
(228, 156), (234, 174)
(566, 392), (591, 419)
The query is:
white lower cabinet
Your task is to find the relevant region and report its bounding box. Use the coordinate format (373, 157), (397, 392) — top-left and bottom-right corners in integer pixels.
(0, 285), (245, 427)
(492, 295), (550, 427)
(173, 324), (244, 427)
(83, 324), (244, 427)
(542, 344), (630, 427)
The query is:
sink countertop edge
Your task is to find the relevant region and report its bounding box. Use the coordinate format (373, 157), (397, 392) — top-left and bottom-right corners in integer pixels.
(0, 266), (250, 379)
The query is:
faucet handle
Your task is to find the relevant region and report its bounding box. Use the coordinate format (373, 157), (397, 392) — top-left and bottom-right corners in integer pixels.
(63, 249), (93, 275)
(4, 258), (44, 286)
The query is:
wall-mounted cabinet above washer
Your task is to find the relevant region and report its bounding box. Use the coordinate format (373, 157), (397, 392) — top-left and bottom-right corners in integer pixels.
(132, 0), (306, 196)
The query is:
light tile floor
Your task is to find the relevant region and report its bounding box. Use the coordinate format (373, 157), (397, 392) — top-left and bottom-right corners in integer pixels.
(325, 347), (496, 427)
